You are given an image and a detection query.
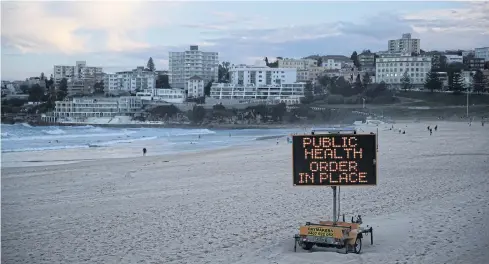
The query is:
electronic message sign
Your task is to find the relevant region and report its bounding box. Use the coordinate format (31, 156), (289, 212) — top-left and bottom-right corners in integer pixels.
(292, 134), (377, 186)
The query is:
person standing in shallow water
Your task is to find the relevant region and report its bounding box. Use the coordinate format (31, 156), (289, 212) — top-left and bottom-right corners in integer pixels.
(143, 148), (147, 156)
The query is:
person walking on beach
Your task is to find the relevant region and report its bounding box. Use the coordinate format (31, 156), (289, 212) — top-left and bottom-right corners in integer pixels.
(434, 125), (438, 131)
(143, 148), (147, 156)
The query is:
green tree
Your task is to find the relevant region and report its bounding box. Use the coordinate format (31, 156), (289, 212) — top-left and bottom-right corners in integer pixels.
(147, 57), (155, 71)
(424, 70), (443, 92)
(218, 61), (230, 83)
(271, 102), (286, 121)
(400, 72), (412, 91)
(362, 72), (371, 87)
(353, 73), (363, 94)
(301, 81), (314, 104)
(48, 74), (54, 88)
(28, 84), (45, 102)
(318, 75), (330, 88)
(449, 71), (464, 94)
(190, 105), (206, 123)
(472, 70), (486, 94)
(350, 51), (359, 68)
(156, 74), (171, 88)
(268, 59), (279, 68)
(19, 84), (29, 94)
(317, 57), (323, 67)
(204, 80), (213, 96)
(57, 78), (68, 100)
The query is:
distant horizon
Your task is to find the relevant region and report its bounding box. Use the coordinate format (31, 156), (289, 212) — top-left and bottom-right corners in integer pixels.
(2, 1), (489, 80)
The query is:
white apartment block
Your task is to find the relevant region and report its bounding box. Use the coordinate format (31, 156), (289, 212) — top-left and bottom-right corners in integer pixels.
(168, 45), (218, 91)
(297, 70), (310, 82)
(53, 61), (103, 85)
(388, 33), (421, 54)
(375, 53), (432, 88)
(136, 88), (186, 104)
(322, 59), (342, 70)
(277, 58), (317, 70)
(210, 83), (305, 105)
(53, 97), (143, 120)
(462, 50), (475, 57)
(229, 64), (297, 86)
(104, 67), (156, 95)
(445, 55), (463, 64)
(475, 47), (489, 62)
(187, 76), (205, 98)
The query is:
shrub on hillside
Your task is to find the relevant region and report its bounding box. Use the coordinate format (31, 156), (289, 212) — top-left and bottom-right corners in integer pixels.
(326, 94), (345, 104)
(344, 95), (361, 104)
(369, 95), (399, 104)
(149, 105), (180, 118)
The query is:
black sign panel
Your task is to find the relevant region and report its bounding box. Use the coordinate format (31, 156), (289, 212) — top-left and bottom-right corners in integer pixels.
(292, 134), (377, 186)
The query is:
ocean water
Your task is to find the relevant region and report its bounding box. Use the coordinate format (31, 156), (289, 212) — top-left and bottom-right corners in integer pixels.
(1, 123), (302, 155)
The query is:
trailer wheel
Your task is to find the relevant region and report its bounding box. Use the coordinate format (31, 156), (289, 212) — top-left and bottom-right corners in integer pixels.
(302, 242), (313, 251)
(354, 238), (362, 254)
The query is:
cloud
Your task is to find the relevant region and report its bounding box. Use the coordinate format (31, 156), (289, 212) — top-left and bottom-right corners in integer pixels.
(2, 1), (489, 80)
(1, 1), (181, 54)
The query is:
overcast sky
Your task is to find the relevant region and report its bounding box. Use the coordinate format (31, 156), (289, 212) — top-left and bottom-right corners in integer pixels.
(1, 0), (489, 80)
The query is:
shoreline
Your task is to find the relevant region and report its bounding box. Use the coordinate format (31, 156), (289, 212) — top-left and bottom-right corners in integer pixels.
(2, 121), (356, 130)
(2, 120), (488, 264)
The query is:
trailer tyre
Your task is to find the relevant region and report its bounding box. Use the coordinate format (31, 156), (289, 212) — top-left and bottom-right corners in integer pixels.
(354, 237), (362, 254)
(302, 242), (313, 251)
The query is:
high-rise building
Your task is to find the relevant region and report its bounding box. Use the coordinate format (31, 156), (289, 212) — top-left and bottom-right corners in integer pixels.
(475, 47), (489, 62)
(388, 33), (421, 54)
(168, 45), (218, 91)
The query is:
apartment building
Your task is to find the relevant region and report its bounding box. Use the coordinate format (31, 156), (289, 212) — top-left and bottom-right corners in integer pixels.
(277, 58), (317, 70)
(187, 75), (205, 98)
(475, 47), (489, 61)
(445, 55), (463, 64)
(358, 52), (376, 74)
(462, 50), (475, 57)
(104, 67), (156, 95)
(375, 53), (432, 88)
(136, 88), (186, 104)
(321, 59), (343, 70)
(464, 57), (485, 70)
(210, 83), (305, 105)
(53, 61), (103, 86)
(278, 58), (317, 82)
(388, 33), (421, 54)
(229, 64), (297, 85)
(168, 45), (218, 91)
(53, 97), (143, 120)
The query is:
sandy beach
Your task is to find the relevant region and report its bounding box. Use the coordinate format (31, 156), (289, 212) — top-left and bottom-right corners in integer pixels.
(2, 121), (489, 264)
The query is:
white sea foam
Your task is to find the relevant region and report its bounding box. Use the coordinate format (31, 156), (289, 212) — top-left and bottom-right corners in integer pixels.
(42, 128), (66, 135)
(1, 131), (137, 142)
(2, 144), (90, 153)
(88, 136), (158, 147)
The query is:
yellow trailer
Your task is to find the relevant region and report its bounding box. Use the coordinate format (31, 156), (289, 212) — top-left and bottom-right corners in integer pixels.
(294, 216), (373, 254)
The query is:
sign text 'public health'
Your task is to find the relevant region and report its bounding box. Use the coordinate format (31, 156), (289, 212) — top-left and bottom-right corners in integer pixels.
(292, 134), (377, 186)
